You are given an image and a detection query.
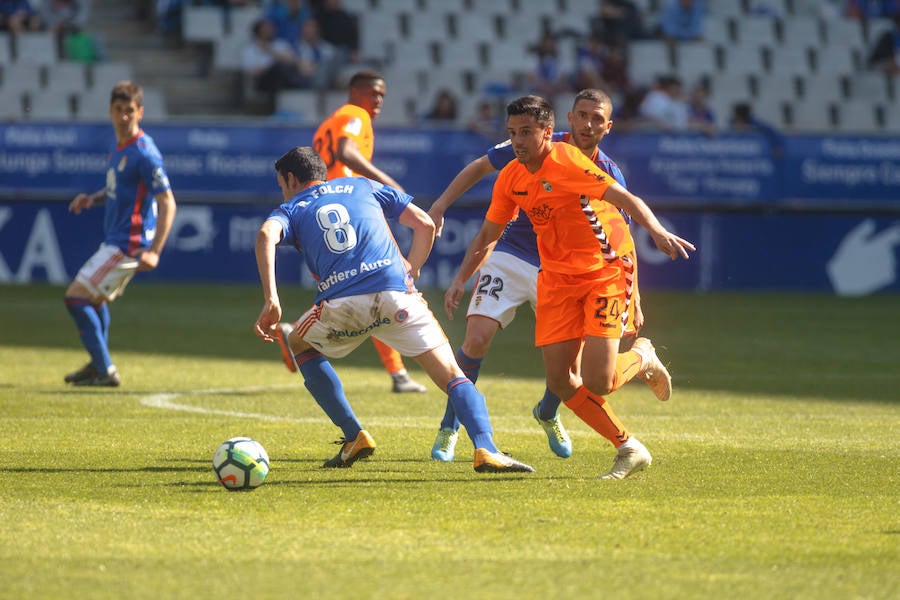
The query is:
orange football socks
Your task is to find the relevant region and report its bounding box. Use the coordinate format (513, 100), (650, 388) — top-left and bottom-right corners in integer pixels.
(564, 386), (629, 448)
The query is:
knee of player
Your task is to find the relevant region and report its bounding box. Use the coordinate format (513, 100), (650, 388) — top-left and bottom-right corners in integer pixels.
(583, 371), (615, 396)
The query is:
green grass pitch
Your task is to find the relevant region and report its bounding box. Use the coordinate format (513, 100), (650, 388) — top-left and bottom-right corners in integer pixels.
(0, 283), (897, 599)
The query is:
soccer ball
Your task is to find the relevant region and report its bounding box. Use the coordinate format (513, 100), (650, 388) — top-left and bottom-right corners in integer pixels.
(213, 437), (270, 491)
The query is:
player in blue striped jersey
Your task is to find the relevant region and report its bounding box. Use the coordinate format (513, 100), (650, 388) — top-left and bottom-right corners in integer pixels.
(428, 89), (644, 461)
(63, 81), (176, 387)
(254, 146), (533, 473)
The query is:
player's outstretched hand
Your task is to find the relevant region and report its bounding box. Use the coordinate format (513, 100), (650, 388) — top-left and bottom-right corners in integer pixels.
(254, 299), (282, 343)
(444, 279), (465, 320)
(428, 206), (445, 238)
(137, 249), (160, 271)
(69, 193), (92, 215)
(652, 231), (696, 260)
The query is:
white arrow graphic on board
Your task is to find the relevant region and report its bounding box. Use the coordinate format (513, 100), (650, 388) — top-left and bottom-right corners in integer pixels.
(826, 219), (900, 296)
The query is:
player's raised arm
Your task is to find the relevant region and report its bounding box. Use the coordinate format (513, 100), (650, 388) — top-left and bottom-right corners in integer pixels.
(336, 137), (404, 191)
(603, 183), (696, 260)
(254, 219), (285, 342)
(397, 202), (436, 279)
(428, 155), (497, 237)
(444, 219), (505, 319)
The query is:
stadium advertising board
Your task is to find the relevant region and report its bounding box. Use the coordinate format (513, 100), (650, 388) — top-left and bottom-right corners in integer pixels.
(1, 202), (898, 295)
(2, 123), (899, 207)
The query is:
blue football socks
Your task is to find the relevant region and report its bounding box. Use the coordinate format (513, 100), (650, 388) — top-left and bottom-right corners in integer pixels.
(438, 348), (484, 431)
(296, 350), (362, 441)
(537, 387), (563, 421)
(446, 377), (497, 452)
(65, 297), (113, 373)
(94, 301), (110, 342)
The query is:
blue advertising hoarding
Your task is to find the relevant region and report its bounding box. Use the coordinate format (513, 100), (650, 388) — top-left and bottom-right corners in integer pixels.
(2, 201), (898, 295)
(2, 123), (899, 207)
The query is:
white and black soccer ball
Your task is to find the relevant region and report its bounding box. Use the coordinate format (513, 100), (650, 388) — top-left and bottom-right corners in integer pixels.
(213, 437), (270, 491)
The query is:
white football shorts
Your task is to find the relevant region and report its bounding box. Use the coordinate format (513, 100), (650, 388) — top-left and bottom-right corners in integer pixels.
(466, 251), (538, 329)
(292, 290), (449, 359)
(75, 243), (140, 301)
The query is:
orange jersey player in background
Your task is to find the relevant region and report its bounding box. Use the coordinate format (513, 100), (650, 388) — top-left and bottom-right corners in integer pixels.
(448, 95), (695, 479)
(275, 70), (426, 393)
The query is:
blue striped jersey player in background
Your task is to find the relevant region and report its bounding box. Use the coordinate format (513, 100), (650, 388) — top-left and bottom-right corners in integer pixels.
(428, 88), (662, 463)
(253, 146), (534, 473)
(64, 81), (176, 387)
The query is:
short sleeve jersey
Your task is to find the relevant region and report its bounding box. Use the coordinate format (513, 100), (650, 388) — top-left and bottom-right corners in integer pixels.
(102, 130), (171, 256)
(313, 104), (374, 179)
(266, 177), (414, 303)
(485, 132), (629, 267)
(487, 142), (634, 276)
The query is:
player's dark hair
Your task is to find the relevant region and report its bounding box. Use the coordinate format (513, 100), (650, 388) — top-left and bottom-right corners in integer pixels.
(110, 81), (143, 107)
(506, 95), (554, 129)
(275, 146), (328, 184)
(348, 69), (384, 89)
(573, 88), (614, 115)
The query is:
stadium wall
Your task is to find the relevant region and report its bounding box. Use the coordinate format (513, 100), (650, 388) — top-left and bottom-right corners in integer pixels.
(1, 123), (898, 295)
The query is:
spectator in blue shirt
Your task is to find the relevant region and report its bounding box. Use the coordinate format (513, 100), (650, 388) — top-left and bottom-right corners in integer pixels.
(658, 0), (704, 43)
(266, 0), (311, 44)
(0, 0), (42, 33)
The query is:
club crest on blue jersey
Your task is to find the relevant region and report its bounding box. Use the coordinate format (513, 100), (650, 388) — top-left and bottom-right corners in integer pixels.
(117, 156), (127, 171)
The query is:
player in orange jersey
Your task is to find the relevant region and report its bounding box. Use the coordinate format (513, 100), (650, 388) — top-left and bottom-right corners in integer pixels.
(445, 95), (695, 479)
(273, 70), (427, 393)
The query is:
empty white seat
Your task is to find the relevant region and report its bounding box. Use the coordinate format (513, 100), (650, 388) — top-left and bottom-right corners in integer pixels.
(0, 32), (11, 64)
(182, 5), (226, 43)
(1, 62), (42, 94)
(703, 16), (734, 45)
(628, 40), (672, 87)
(883, 103), (900, 133)
(779, 18), (823, 48)
(801, 72), (847, 103)
(91, 62), (134, 91)
(15, 32), (57, 65)
(789, 98), (834, 131)
(75, 87), (111, 121)
(674, 42), (718, 81)
(721, 45), (766, 75)
(754, 71), (801, 102)
(275, 90), (320, 124)
(767, 45), (813, 76)
(847, 72), (891, 102)
(823, 19), (865, 53)
(706, 0), (744, 18)
(360, 12), (399, 62)
(736, 16), (778, 49)
(45, 61), (88, 95)
(26, 92), (73, 120)
(0, 87), (24, 119)
(213, 34), (244, 71)
(837, 99), (881, 134)
(453, 13), (497, 43)
(140, 87), (167, 121)
(812, 45), (857, 75)
(227, 5), (262, 39)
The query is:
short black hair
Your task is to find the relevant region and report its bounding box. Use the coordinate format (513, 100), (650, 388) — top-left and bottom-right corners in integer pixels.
(348, 69), (384, 89)
(274, 146), (327, 184)
(506, 95), (554, 129)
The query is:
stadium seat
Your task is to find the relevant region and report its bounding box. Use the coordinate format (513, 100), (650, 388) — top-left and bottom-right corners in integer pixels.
(847, 72), (892, 103)
(800, 72), (848, 104)
(822, 19), (865, 53)
(227, 5), (262, 38)
(811, 45), (857, 76)
(703, 16), (734, 45)
(140, 87), (168, 121)
(90, 62), (135, 92)
(0, 87), (24, 120)
(705, 0), (744, 18)
(674, 42), (718, 82)
(735, 16), (779, 49)
(766, 45), (813, 76)
(275, 90), (320, 124)
(627, 40), (672, 87)
(1, 62), (42, 96)
(182, 5), (226, 43)
(778, 18), (823, 48)
(720, 44), (766, 76)
(453, 13), (498, 44)
(45, 62), (89, 96)
(360, 12), (400, 63)
(837, 99), (882, 134)
(883, 103), (900, 133)
(75, 87), (111, 121)
(0, 32), (11, 64)
(789, 98), (835, 131)
(749, 93), (790, 130)
(14, 32), (57, 65)
(753, 71), (801, 102)
(26, 92), (74, 120)
(213, 34), (244, 71)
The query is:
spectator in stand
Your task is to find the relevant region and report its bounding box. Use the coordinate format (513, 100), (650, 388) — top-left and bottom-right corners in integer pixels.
(0, 0), (42, 33)
(466, 99), (506, 142)
(847, 0), (900, 18)
(242, 18), (304, 96)
(40, 0), (84, 35)
(658, 0), (705, 44)
(314, 0), (360, 66)
(266, 0), (311, 44)
(527, 31), (571, 106)
(589, 0), (645, 48)
(293, 17), (339, 91)
(422, 89), (458, 123)
(868, 9), (900, 75)
(687, 80), (716, 135)
(638, 74), (689, 130)
(573, 35), (629, 101)
(729, 101), (784, 157)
